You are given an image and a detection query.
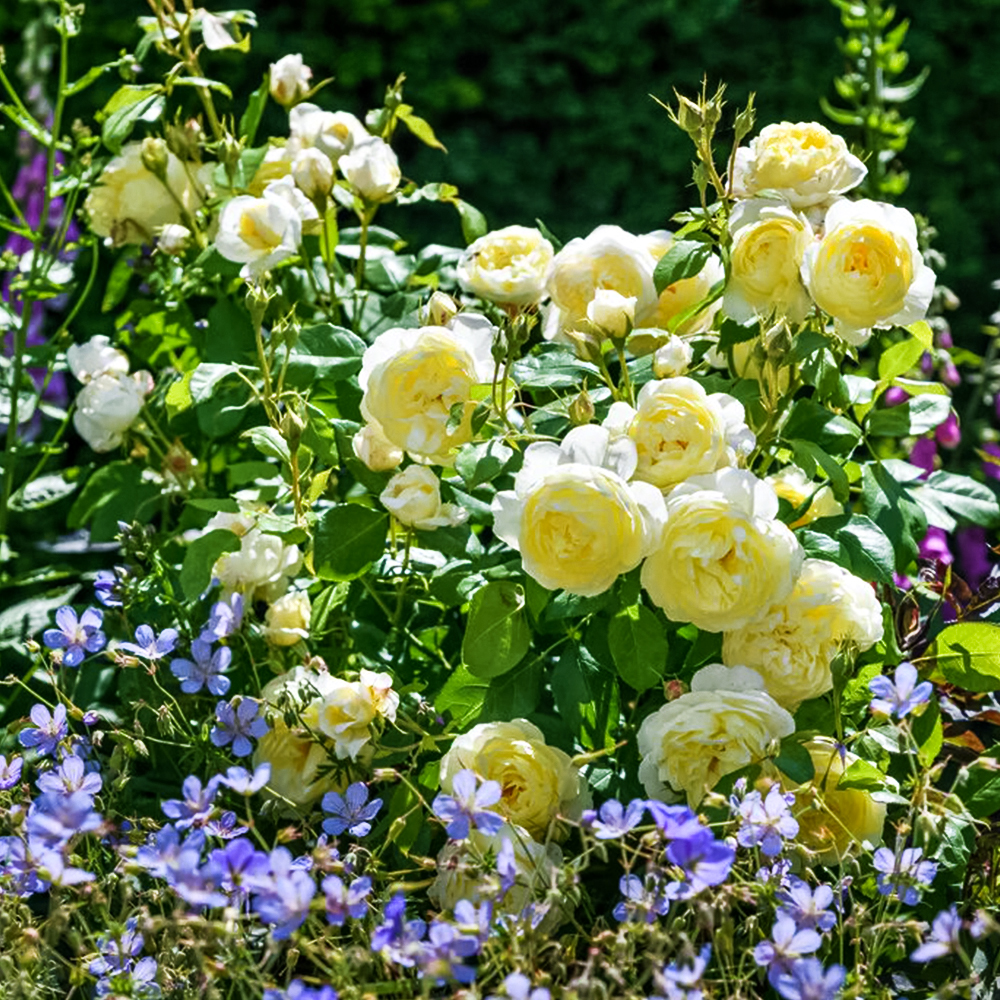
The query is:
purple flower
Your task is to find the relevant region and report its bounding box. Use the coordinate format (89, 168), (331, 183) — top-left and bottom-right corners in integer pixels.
(26, 790), (103, 848)
(371, 892), (409, 952)
(868, 662), (933, 720)
(136, 826), (205, 880)
(417, 920), (480, 985)
(776, 878), (837, 933)
(321, 782), (383, 838)
(90, 918), (144, 975)
(35, 755), (102, 798)
(873, 845), (938, 906)
(614, 873), (671, 923)
(774, 958), (846, 1000)
(204, 810), (249, 840)
(93, 570), (123, 608)
(665, 828), (735, 896)
(170, 640), (232, 696)
(211, 698), (269, 758)
(253, 867), (317, 940)
(658, 943), (711, 1000)
(19, 703), (69, 756)
(220, 762), (270, 795)
(264, 982), (337, 1000)
(42, 606), (106, 667)
(161, 775), (221, 829)
(734, 785), (799, 857)
(322, 873), (372, 925)
(209, 837), (270, 902)
(645, 801), (704, 841)
(497, 972), (550, 1000)
(118, 624), (180, 660)
(432, 769), (505, 840)
(753, 916), (822, 987)
(582, 798), (645, 839)
(200, 593), (244, 642)
(0, 754), (23, 790)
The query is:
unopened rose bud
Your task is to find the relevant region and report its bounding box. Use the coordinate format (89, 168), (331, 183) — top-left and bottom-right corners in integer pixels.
(352, 421), (403, 472)
(291, 147), (333, 201)
(426, 290), (459, 328)
(166, 119), (202, 160)
(652, 335), (694, 378)
(156, 223), (192, 256)
(586, 288), (636, 340)
(269, 54), (313, 108)
(568, 389), (595, 426)
(140, 137), (170, 181)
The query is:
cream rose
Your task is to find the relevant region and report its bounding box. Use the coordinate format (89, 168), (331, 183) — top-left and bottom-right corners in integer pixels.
(307, 677), (378, 761)
(640, 468), (803, 632)
(772, 737), (886, 863)
(457, 225), (554, 307)
(215, 188), (302, 281)
(544, 225), (658, 342)
(352, 420), (404, 472)
(66, 335), (130, 384)
(765, 465), (843, 528)
(731, 121), (867, 208)
(439, 719), (590, 841)
(651, 335), (694, 378)
(73, 371), (152, 452)
(263, 590), (311, 647)
(637, 663), (794, 806)
(359, 323), (495, 463)
(291, 147), (334, 200)
(586, 288), (637, 338)
(723, 558), (884, 709)
(603, 377), (755, 490)
(84, 141), (204, 245)
(379, 465), (468, 530)
(340, 137), (401, 202)
(253, 715), (338, 807)
(212, 525), (303, 602)
(639, 230), (724, 335)
(802, 198), (936, 345)
(724, 198), (814, 323)
(288, 104), (369, 163)
(269, 53), (312, 107)
(492, 425), (666, 597)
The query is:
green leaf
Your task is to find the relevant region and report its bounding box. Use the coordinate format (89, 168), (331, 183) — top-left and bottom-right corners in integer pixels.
(608, 604), (667, 692)
(67, 462), (162, 541)
(190, 363), (242, 403)
(837, 757), (886, 792)
(9, 473), (78, 511)
(436, 663), (488, 728)
(455, 199), (488, 245)
(911, 696), (942, 769)
(99, 85), (166, 153)
(782, 398), (861, 456)
(454, 440), (515, 489)
(461, 581), (531, 679)
(653, 238), (712, 295)
(284, 323), (366, 387)
(774, 740), (815, 784)
(717, 317), (759, 350)
(102, 251), (138, 312)
(239, 72), (270, 144)
(0, 586), (79, 651)
(481, 658), (542, 720)
(905, 319), (934, 350)
(513, 351), (601, 389)
(788, 440), (850, 504)
(861, 462), (927, 569)
(930, 622), (1000, 692)
(877, 335), (926, 381)
(837, 514), (897, 584)
(955, 748), (1000, 820)
(313, 504), (388, 581)
(180, 529), (241, 600)
(915, 471), (1000, 530)
(398, 108), (447, 151)
(552, 646), (619, 752)
(867, 394), (952, 436)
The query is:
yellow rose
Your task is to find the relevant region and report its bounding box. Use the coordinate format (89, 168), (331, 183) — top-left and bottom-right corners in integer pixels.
(457, 225), (554, 307)
(359, 324), (496, 463)
(766, 465), (843, 528)
(639, 230), (724, 335)
(637, 663), (795, 806)
(731, 121), (867, 208)
(263, 590), (311, 647)
(492, 426), (666, 597)
(722, 558), (884, 709)
(802, 199), (936, 344)
(211, 524), (302, 602)
(85, 140), (205, 246)
(640, 469), (803, 632)
(439, 719), (590, 840)
(252, 716), (339, 807)
(724, 198), (814, 324)
(352, 420), (404, 472)
(379, 465), (468, 530)
(772, 737), (886, 863)
(603, 377), (755, 490)
(309, 677), (378, 761)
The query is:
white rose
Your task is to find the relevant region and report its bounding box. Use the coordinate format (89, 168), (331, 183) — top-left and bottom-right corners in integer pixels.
(640, 468), (803, 632)
(359, 324), (495, 463)
(603, 377), (755, 490)
(66, 335), (129, 384)
(73, 371), (150, 452)
(639, 231), (724, 335)
(457, 225), (554, 307)
(801, 198), (936, 344)
(379, 465), (468, 530)
(731, 122), (867, 208)
(249, 144), (294, 195)
(722, 558), (884, 709)
(269, 53), (312, 107)
(765, 465), (843, 528)
(340, 137), (401, 202)
(544, 225), (657, 342)
(359, 668), (399, 724)
(308, 677), (378, 761)
(288, 104), (369, 163)
(724, 198), (814, 324)
(212, 526), (303, 601)
(586, 288), (636, 338)
(439, 719), (590, 841)
(263, 590), (312, 647)
(651, 335), (693, 378)
(492, 425), (666, 597)
(215, 189), (302, 281)
(352, 421), (404, 472)
(84, 141), (204, 246)
(156, 223), (193, 256)
(291, 147), (335, 200)
(637, 664), (795, 806)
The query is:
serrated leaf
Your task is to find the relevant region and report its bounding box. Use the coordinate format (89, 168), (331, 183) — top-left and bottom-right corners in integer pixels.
(608, 604), (667, 691)
(867, 393), (951, 436)
(837, 757), (886, 792)
(552, 646), (619, 752)
(455, 199), (487, 245)
(99, 85), (166, 153)
(454, 439), (515, 488)
(313, 504), (388, 580)
(398, 108), (447, 151)
(284, 323), (366, 387)
(653, 238), (712, 295)
(877, 335), (926, 381)
(461, 581), (531, 679)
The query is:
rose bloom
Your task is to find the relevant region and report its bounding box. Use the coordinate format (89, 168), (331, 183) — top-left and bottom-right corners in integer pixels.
(66, 335), (129, 384)
(428, 822), (566, 929)
(379, 465), (468, 530)
(603, 376), (755, 490)
(340, 137), (401, 202)
(288, 104), (369, 163)
(253, 716), (339, 807)
(587, 288), (637, 338)
(85, 140), (204, 245)
(639, 230), (724, 335)
(211, 523), (303, 602)
(457, 225), (554, 307)
(638, 664), (795, 806)
(263, 591), (312, 647)
(249, 144), (294, 195)
(269, 53), (312, 107)
(73, 371), (152, 452)
(766, 465), (843, 528)
(722, 558), (884, 709)
(731, 121), (867, 208)
(359, 323), (495, 463)
(724, 198), (814, 324)
(802, 198), (936, 345)
(352, 420), (404, 472)
(492, 425), (666, 597)
(291, 147), (334, 200)
(770, 737), (886, 863)
(544, 225), (658, 342)
(641, 468), (803, 632)
(651, 334), (693, 378)
(215, 187), (302, 281)
(439, 719), (590, 841)
(307, 677), (378, 761)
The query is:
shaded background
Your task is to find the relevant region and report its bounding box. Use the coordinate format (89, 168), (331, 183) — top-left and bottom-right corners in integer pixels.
(3, 0), (1000, 347)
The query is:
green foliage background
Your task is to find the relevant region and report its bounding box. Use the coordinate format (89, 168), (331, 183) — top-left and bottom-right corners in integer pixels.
(3, 0), (1000, 346)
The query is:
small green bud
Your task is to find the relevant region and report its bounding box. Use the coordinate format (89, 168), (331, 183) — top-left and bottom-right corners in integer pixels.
(568, 389), (595, 427)
(139, 137), (170, 181)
